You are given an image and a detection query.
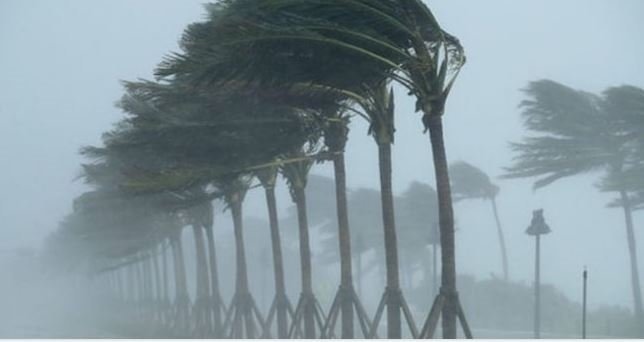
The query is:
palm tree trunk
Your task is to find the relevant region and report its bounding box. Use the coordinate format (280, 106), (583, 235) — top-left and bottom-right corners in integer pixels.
(426, 115), (458, 339)
(490, 197), (509, 282)
(264, 185), (289, 338)
(619, 190), (644, 335)
(231, 196), (250, 293)
(161, 241), (169, 323)
(294, 185), (316, 338)
(171, 230), (189, 330)
(136, 258), (144, 312)
(127, 263), (135, 303)
(152, 248), (162, 320)
(230, 193), (255, 337)
(116, 268), (124, 301)
(333, 152), (355, 338)
(192, 224), (212, 334)
(144, 254), (154, 319)
(377, 142), (401, 338)
(204, 223), (223, 335)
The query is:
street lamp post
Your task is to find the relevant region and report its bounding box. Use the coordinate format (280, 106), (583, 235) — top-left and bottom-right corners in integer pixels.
(526, 209), (551, 339)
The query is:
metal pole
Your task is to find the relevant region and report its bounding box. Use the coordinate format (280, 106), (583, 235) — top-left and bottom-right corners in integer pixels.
(582, 267), (588, 339)
(534, 234), (541, 339)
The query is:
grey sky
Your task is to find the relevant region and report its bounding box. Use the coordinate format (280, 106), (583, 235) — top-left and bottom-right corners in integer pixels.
(1, 0), (643, 310)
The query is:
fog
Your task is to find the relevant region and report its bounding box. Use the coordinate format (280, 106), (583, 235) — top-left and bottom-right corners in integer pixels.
(1, 0), (643, 338)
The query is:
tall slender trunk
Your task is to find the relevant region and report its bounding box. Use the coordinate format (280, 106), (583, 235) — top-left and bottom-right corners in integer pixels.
(152, 250), (161, 301)
(333, 152), (355, 338)
(161, 243), (168, 300)
(127, 263), (135, 303)
(426, 116), (457, 338)
(231, 196), (249, 293)
(294, 185), (316, 338)
(230, 194), (255, 337)
(144, 254), (154, 318)
(264, 185), (288, 338)
(136, 257), (144, 310)
(171, 230), (189, 330)
(193, 224), (212, 333)
(116, 268), (124, 301)
(619, 190), (644, 335)
(204, 223), (223, 334)
(152, 248), (161, 320)
(161, 241), (169, 323)
(490, 197), (509, 282)
(193, 225), (210, 300)
(377, 142), (401, 338)
(172, 233), (189, 300)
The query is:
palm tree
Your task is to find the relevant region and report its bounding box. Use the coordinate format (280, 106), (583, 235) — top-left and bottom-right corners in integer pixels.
(183, 202), (213, 336)
(62, 161), (186, 329)
(597, 85), (644, 334)
(164, 10), (376, 335)
(397, 181), (440, 294)
(280, 146), (327, 338)
(450, 161), (509, 281)
(255, 165), (293, 338)
(504, 80), (644, 334)
(216, 175), (266, 338)
(317, 186), (384, 295)
(157, 2), (467, 336)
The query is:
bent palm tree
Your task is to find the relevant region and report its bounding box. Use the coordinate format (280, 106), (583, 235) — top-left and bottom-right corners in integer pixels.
(255, 165), (294, 338)
(280, 146), (327, 338)
(217, 175), (266, 338)
(157, 2), (467, 337)
(450, 161), (509, 281)
(505, 80), (644, 334)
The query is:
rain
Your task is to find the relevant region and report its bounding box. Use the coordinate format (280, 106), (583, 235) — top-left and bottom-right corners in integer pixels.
(1, 0), (643, 339)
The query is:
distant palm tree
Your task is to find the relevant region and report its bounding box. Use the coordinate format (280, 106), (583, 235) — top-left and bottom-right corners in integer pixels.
(397, 181), (440, 292)
(505, 80), (644, 333)
(450, 161), (509, 281)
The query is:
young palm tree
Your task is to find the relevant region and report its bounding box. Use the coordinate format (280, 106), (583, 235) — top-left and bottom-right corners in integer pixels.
(397, 181), (441, 293)
(450, 161), (509, 281)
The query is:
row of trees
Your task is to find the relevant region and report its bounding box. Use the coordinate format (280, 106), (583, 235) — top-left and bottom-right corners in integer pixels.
(504, 80), (644, 334)
(44, 0), (472, 339)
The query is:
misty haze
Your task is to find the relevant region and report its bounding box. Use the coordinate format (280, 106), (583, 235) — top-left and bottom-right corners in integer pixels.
(1, 0), (643, 339)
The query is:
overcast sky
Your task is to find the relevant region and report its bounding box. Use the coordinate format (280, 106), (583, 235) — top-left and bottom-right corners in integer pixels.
(1, 0), (643, 310)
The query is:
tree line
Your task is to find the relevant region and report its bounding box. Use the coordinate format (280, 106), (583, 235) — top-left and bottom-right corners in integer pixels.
(41, 0), (644, 339)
